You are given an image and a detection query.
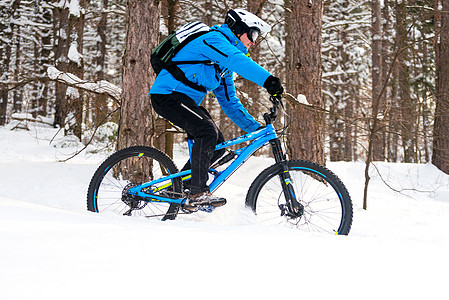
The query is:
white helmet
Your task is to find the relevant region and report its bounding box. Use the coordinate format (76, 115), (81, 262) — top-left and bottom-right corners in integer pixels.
(225, 8), (271, 42)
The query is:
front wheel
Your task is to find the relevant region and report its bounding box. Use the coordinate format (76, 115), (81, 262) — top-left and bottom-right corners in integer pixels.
(246, 160), (353, 235)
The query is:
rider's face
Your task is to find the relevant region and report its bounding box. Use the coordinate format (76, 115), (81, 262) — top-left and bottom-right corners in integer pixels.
(239, 32), (255, 50)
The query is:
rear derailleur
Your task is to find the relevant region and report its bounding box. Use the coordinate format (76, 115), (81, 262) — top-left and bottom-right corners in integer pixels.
(122, 183), (147, 216)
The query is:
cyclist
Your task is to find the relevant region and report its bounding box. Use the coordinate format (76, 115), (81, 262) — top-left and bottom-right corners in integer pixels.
(149, 8), (284, 211)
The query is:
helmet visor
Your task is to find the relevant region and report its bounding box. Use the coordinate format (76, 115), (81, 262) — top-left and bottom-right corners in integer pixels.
(248, 28), (260, 43)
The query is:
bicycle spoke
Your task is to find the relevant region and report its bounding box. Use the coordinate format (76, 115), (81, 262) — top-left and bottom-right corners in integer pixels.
(87, 146), (182, 220)
(248, 160), (352, 234)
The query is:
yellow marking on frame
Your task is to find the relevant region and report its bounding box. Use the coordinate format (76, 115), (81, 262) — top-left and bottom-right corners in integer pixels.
(154, 182), (173, 192)
(138, 153), (144, 157)
(153, 175), (191, 193)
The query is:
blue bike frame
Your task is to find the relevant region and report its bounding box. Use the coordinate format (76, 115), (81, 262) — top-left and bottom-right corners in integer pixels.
(127, 124), (277, 205)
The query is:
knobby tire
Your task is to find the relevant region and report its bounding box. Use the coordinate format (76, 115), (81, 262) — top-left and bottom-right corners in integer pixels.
(87, 146), (181, 220)
(245, 160), (353, 235)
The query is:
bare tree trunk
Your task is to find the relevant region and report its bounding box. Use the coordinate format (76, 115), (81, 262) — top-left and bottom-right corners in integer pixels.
(371, 0), (385, 161)
(388, 61), (400, 162)
(432, 0), (449, 173)
(0, 0), (21, 125)
(93, 0), (109, 127)
(67, 0), (85, 140)
(341, 23), (353, 162)
(330, 23), (351, 162)
(353, 88), (360, 161)
(343, 90), (353, 161)
(14, 23), (23, 114)
(161, 0), (177, 32)
(397, 0), (416, 162)
(285, 0), (324, 164)
(203, 0), (213, 26)
(383, 0), (395, 162)
(362, 0), (385, 210)
(38, 3), (52, 117)
(158, 0), (178, 158)
(418, 4), (433, 163)
(117, 0), (161, 150)
(53, 1), (70, 129)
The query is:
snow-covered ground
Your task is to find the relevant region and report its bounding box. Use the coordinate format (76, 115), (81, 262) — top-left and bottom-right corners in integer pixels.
(1, 121), (449, 299)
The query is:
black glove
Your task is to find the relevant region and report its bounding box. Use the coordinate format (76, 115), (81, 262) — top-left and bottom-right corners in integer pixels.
(263, 75), (284, 96)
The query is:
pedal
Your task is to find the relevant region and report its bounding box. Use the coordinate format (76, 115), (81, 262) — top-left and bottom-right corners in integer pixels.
(198, 205), (215, 213)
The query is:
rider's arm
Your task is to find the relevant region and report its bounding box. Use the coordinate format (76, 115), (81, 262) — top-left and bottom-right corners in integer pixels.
(213, 72), (260, 133)
(201, 32), (271, 87)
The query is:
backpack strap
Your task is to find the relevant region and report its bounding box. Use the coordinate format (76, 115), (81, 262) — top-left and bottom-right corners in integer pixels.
(164, 63), (207, 92)
(171, 60), (213, 65)
(162, 30), (212, 92)
(163, 29), (232, 92)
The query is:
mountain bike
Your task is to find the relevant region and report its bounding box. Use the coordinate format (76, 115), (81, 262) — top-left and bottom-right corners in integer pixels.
(87, 95), (353, 235)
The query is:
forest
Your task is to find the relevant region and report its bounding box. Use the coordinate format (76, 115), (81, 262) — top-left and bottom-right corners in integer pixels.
(1, 0), (448, 176)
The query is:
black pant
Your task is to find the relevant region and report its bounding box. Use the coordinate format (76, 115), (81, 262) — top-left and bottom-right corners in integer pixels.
(151, 92), (225, 194)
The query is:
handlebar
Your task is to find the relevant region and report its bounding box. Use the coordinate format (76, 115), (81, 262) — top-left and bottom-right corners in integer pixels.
(263, 94), (284, 125)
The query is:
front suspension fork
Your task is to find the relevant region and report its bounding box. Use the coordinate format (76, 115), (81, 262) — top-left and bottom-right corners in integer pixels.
(269, 139), (304, 217)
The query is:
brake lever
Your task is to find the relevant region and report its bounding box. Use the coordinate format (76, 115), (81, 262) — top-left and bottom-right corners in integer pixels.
(271, 94), (286, 115)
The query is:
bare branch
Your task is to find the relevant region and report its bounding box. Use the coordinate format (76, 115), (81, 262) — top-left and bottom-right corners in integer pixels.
(47, 67), (122, 105)
(57, 107), (120, 163)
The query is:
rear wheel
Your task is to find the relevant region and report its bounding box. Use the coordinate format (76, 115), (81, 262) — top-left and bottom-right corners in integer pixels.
(246, 160), (353, 235)
(87, 146), (182, 220)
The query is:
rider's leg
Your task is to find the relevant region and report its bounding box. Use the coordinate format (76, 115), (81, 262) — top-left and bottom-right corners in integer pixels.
(180, 106), (225, 177)
(151, 93), (224, 196)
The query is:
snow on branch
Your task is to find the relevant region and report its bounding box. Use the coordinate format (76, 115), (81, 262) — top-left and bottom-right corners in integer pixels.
(283, 92), (311, 107)
(47, 66), (121, 102)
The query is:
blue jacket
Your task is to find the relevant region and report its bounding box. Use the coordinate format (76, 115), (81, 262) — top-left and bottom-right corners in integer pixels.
(149, 24), (271, 133)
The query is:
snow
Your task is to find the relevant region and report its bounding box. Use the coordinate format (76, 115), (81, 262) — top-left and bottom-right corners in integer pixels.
(1, 122), (449, 299)
(284, 92), (311, 106)
(47, 66), (121, 101)
(55, 0), (81, 17)
(68, 42), (83, 66)
(69, 0), (81, 18)
(296, 94), (310, 106)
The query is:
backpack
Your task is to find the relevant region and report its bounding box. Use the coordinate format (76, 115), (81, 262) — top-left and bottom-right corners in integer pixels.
(151, 22), (212, 92)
